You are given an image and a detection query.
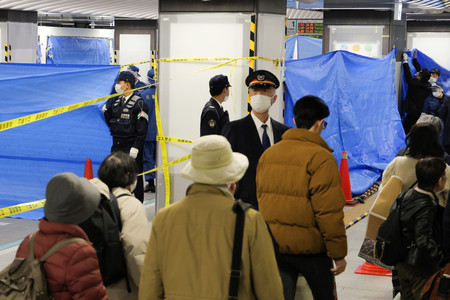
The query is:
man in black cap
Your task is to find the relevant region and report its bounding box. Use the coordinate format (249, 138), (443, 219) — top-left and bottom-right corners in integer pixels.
(200, 75), (231, 136)
(104, 70), (148, 202)
(222, 70), (290, 209)
(128, 65), (148, 95)
(430, 68), (444, 88)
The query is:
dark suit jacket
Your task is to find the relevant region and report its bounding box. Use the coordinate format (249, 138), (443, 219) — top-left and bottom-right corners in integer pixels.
(200, 98), (229, 136)
(222, 114), (290, 209)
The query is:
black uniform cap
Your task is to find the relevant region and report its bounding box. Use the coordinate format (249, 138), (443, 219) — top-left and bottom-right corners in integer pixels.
(245, 70), (280, 89)
(116, 71), (135, 84)
(430, 68), (440, 76)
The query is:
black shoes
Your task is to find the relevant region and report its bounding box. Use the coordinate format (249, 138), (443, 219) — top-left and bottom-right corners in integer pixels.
(144, 180), (155, 193)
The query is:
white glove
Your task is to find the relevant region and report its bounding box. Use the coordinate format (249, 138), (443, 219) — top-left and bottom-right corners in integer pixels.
(403, 53), (408, 63)
(129, 147), (139, 159)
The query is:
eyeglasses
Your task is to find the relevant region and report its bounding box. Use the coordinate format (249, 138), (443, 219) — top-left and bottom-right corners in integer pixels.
(323, 120), (328, 129)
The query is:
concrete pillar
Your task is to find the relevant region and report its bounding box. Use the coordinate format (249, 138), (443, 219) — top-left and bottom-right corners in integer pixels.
(155, 0), (286, 210)
(0, 10), (37, 63)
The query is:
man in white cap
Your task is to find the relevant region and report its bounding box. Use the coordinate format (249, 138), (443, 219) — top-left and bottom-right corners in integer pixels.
(139, 135), (283, 300)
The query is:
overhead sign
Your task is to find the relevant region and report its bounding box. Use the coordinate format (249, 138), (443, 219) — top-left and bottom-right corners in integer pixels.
(287, 20), (297, 36)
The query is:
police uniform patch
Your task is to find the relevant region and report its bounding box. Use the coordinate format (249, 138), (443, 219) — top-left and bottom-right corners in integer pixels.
(120, 113), (130, 119)
(138, 111), (149, 121)
(208, 119), (216, 128)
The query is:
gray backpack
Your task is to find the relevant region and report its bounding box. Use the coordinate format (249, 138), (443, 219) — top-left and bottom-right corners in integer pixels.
(0, 232), (86, 299)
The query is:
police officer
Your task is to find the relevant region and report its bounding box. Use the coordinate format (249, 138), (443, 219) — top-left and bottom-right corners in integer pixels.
(128, 65), (148, 95)
(104, 71), (148, 202)
(141, 69), (157, 193)
(200, 75), (230, 136)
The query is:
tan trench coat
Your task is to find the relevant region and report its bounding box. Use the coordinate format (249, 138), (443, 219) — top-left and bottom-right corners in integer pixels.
(139, 183), (283, 300)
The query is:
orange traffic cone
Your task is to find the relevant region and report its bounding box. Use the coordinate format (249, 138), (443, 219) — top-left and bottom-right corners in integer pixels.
(84, 158), (94, 180)
(340, 152), (357, 205)
(354, 262), (392, 277)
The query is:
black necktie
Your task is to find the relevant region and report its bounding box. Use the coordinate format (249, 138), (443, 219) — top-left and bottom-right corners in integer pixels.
(262, 124), (270, 151)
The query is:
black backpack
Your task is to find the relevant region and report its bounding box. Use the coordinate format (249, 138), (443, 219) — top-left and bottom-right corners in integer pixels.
(78, 191), (130, 290)
(374, 191), (408, 266)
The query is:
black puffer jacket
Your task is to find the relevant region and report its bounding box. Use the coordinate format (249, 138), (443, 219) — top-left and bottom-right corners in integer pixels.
(400, 188), (443, 272)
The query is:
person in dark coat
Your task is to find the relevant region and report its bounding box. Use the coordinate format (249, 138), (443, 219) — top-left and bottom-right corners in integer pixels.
(222, 70), (290, 209)
(402, 51), (431, 134)
(200, 74), (230, 136)
(396, 157), (445, 300)
(439, 90), (450, 154)
(104, 71), (148, 202)
(423, 85), (447, 116)
(141, 69), (157, 193)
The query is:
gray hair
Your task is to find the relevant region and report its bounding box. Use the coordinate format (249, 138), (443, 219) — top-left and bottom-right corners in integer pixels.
(417, 114), (443, 135)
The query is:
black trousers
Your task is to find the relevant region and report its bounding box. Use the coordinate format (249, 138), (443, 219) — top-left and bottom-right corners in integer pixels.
(277, 252), (335, 300)
(111, 140), (144, 203)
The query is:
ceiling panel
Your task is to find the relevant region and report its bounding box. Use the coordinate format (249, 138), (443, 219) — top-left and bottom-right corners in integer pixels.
(0, 0), (448, 21)
(0, 0), (159, 19)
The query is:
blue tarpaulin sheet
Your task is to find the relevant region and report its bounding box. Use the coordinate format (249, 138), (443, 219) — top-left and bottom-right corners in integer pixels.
(286, 35), (322, 60)
(0, 63), (120, 219)
(47, 36), (111, 65)
(284, 49), (405, 194)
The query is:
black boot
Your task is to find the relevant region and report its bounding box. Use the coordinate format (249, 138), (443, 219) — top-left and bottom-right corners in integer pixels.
(144, 180), (155, 193)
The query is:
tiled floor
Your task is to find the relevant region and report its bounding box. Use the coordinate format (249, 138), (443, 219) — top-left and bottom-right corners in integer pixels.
(0, 192), (394, 299)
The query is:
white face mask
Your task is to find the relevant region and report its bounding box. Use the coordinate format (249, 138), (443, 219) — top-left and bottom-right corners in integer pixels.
(129, 179), (137, 192)
(429, 77), (437, 84)
(250, 94), (273, 113)
(223, 95), (229, 102)
(115, 83), (124, 93)
(432, 91), (441, 98)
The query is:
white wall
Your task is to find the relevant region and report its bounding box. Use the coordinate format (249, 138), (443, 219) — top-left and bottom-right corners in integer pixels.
(119, 33), (152, 83)
(0, 22), (6, 63)
(38, 26), (114, 64)
(256, 13), (288, 123)
(407, 32), (450, 69)
(157, 12), (253, 208)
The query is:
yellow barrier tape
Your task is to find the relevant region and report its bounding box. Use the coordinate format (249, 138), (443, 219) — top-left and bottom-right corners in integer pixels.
(0, 153), (191, 218)
(1, 56), (279, 132)
(152, 61), (172, 207)
(0, 83), (155, 132)
(122, 56), (279, 68)
(139, 154), (191, 176)
(156, 136), (193, 144)
(0, 200), (46, 218)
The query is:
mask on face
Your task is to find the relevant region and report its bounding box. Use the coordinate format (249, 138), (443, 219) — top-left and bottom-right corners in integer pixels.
(223, 95), (229, 102)
(129, 179), (137, 192)
(429, 77), (437, 84)
(432, 91), (441, 98)
(250, 94), (273, 113)
(115, 83), (124, 93)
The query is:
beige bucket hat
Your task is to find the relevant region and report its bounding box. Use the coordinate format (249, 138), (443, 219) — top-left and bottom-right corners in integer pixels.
(180, 135), (249, 185)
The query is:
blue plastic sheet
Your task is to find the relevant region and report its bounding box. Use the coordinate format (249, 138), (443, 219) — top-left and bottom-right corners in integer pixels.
(286, 35), (322, 60)
(47, 36), (111, 65)
(284, 49), (405, 194)
(0, 63), (120, 219)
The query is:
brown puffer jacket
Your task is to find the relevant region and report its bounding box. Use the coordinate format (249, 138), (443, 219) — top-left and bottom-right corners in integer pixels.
(256, 128), (347, 260)
(16, 219), (107, 300)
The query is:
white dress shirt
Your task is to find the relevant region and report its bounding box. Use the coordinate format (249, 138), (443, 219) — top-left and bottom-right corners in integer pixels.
(250, 111), (274, 146)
